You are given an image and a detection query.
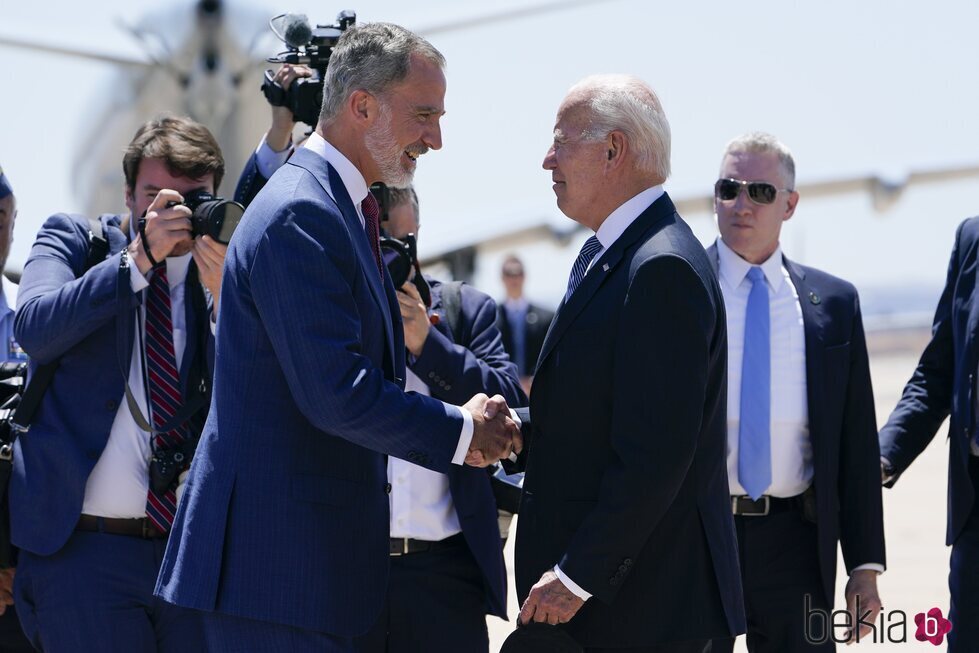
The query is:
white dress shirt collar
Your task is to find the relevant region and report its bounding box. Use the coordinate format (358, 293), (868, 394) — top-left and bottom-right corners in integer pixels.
(594, 185), (665, 251)
(716, 237), (785, 294)
(0, 276), (17, 314)
(304, 131), (370, 207)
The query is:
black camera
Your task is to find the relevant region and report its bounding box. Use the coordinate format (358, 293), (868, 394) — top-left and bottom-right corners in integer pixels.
(261, 11), (357, 126)
(372, 183), (432, 306)
(149, 441), (194, 495)
(166, 190), (245, 245)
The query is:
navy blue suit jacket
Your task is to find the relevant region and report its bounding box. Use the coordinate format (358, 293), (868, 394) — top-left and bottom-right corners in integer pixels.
(414, 278), (527, 618)
(880, 216), (979, 545)
(707, 244), (886, 607)
(156, 148), (467, 636)
(511, 195), (745, 647)
(11, 213), (213, 556)
(235, 147), (524, 620)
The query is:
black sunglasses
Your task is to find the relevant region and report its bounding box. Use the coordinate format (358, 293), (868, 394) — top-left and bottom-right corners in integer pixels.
(714, 178), (792, 205)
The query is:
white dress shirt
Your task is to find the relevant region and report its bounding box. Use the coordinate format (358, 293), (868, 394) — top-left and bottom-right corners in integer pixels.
(82, 252), (195, 517)
(716, 238), (884, 574)
(555, 184), (664, 602)
(302, 132), (474, 464)
(716, 238), (812, 498)
(388, 369), (462, 540)
(254, 134), (293, 180)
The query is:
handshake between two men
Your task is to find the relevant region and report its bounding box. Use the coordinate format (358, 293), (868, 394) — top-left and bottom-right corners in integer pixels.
(462, 393), (523, 468)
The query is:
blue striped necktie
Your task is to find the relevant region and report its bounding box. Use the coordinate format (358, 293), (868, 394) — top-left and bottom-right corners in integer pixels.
(738, 266), (771, 500)
(564, 236), (602, 301)
(144, 267), (188, 532)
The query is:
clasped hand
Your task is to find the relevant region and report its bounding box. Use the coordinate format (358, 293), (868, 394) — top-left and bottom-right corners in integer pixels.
(462, 394), (522, 467)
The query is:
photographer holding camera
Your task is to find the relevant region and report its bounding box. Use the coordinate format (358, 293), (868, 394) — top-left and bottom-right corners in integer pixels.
(236, 77), (527, 651)
(8, 116), (226, 652)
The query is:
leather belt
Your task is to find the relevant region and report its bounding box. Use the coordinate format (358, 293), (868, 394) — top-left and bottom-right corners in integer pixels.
(389, 533), (465, 557)
(731, 494), (804, 517)
(76, 514), (166, 540)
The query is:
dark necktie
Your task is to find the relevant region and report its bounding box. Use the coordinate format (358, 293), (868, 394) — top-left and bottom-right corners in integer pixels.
(361, 193), (384, 280)
(738, 266), (772, 500)
(564, 235), (602, 302)
(144, 267), (187, 532)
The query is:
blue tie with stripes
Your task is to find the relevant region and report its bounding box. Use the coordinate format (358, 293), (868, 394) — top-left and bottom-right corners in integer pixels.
(565, 236), (602, 301)
(739, 266), (772, 500)
(144, 267), (188, 532)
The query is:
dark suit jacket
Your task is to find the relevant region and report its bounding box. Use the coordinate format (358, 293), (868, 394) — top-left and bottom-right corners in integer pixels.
(880, 216), (979, 545)
(496, 302), (554, 376)
(413, 277), (527, 618)
(155, 148), (469, 636)
(707, 243), (886, 607)
(234, 148), (525, 619)
(11, 213), (213, 556)
(511, 194), (745, 648)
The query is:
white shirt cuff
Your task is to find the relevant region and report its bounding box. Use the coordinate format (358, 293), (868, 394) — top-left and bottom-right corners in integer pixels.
(129, 260), (150, 292)
(509, 408), (521, 429)
(554, 565), (591, 601)
(852, 563), (885, 574)
(450, 404), (473, 465)
(255, 134), (292, 179)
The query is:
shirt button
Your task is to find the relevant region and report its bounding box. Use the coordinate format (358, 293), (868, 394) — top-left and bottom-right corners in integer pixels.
(106, 400), (117, 411)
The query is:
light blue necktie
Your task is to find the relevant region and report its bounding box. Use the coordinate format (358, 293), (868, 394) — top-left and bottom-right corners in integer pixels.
(739, 266), (771, 500)
(564, 236), (602, 301)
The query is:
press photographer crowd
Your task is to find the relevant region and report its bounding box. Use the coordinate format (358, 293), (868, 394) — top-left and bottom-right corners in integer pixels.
(0, 11), (977, 653)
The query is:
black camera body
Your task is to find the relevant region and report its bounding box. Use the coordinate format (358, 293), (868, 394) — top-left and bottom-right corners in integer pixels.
(166, 190), (245, 245)
(262, 11), (357, 126)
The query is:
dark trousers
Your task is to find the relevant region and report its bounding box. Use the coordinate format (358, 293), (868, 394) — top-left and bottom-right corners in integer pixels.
(354, 534), (489, 653)
(585, 640), (710, 652)
(202, 611), (354, 653)
(712, 507), (833, 653)
(949, 457), (979, 652)
(0, 605), (33, 653)
(13, 530), (205, 653)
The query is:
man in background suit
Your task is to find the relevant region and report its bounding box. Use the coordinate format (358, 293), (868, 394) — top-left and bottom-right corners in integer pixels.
(155, 23), (519, 651)
(0, 166), (32, 653)
(707, 133), (885, 652)
(510, 74), (745, 652)
(497, 255), (554, 392)
(11, 116), (227, 651)
(879, 218), (979, 652)
(237, 122), (527, 649)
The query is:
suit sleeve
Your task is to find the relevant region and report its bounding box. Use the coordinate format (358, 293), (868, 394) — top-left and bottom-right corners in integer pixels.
(234, 152), (271, 208)
(878, 221), (964, 477)
(837, 291), (887, 572)
(14, 213), (139, 364)
(410, 287), (527, 408)
(558, 255), (714, 603)
(249, 201), (464, 473)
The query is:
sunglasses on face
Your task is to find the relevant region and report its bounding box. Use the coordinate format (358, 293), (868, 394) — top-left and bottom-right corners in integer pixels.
(714, 178), (791, 205)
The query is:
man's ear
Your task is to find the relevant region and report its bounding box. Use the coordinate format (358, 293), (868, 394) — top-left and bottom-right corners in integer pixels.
(783, 190), (800, 222)
(349, 90), (379, 127)
(124, 188), (135, 215)
(606, 131), (627, 168)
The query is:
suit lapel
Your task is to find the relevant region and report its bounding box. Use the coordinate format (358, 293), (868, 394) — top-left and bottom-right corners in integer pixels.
(536, 193), (676, 369)
(784, 256), (827, 459)
(288, 150), (395, 359)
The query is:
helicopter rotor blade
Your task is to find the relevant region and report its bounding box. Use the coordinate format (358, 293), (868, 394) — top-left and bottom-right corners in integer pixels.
(0, 33), (151, 69)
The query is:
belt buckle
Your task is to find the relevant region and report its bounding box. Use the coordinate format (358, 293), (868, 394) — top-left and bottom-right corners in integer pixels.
(732, 495), (770, 516)
(390, 538), (409, 557)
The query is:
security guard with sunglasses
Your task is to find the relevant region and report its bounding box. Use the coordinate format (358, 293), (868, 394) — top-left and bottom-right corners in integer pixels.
(707, 133), (885, 652)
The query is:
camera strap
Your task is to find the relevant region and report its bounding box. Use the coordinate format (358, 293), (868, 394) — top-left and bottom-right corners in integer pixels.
(115, 252), (208, 436)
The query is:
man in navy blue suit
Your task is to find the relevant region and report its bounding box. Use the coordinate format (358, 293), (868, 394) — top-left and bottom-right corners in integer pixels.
(706, 133), (885, 652)
(880, 216), (979, 652)
(11, 116), (228, 651)
(155, 23), (520, 651)
(509, 75), (745, 653)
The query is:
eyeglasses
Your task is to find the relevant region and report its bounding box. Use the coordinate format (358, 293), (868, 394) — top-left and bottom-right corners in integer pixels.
(714, 178), (792, 205)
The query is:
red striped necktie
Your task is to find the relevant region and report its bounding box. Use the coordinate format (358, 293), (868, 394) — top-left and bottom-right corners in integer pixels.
(143, 267), (187, 532)
(361, 193), (384, 280)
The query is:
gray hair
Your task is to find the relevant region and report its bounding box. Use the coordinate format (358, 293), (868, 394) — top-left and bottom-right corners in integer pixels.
(722, 132), (796, 190)
(388, 186), (419, 225)
(319, 23), (445, 124)
(569, 75), (671, 181)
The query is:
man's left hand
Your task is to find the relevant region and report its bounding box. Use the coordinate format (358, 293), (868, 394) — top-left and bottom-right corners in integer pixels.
(0, 567), (14, 616)
(192, 235), (228, 312)
(398, 281), (430, 357)
(519, 570), (585, 626)
(843, 569), (882, 645)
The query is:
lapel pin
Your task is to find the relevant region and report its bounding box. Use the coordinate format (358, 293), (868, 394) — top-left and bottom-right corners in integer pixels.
(809, 291), (821, 305)
(602, 263), (610, 272)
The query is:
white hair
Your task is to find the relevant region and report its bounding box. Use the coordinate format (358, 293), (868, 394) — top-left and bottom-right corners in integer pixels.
(722, 132), (796, 190)
(569, 74), (671, 181)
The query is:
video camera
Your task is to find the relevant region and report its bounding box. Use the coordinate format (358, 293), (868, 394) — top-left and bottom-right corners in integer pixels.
(163, 190), (244, 245)
(261, 11), (357, 126)
(372, 183), (432, 307)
